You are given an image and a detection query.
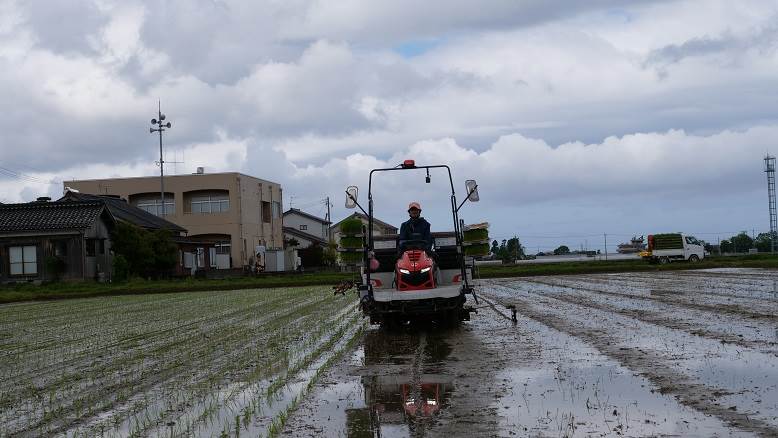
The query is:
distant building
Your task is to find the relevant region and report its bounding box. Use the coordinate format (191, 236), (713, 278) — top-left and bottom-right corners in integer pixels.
(0, 199), (115, 283)
(283, 208), (331, 248)
(64, 171), (283, 269)
(330, 212), (397, 245)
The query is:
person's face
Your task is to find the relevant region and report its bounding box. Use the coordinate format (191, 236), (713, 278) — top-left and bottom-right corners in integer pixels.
(408, 208), (421, 219)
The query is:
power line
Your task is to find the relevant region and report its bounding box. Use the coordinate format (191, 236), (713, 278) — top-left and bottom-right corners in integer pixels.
(0, 165), (62, 185)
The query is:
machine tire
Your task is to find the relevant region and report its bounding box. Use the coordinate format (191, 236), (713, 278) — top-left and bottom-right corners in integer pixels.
(442, 310), (461, 328)
(659, 257), (670, 265)
(689, 254), (699, 263)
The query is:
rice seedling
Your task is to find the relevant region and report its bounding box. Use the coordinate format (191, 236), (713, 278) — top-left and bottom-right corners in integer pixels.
(0, 285), (359, 436)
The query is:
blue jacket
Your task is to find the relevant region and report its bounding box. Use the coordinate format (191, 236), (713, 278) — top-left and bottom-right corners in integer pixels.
(399, 217), (433, 252)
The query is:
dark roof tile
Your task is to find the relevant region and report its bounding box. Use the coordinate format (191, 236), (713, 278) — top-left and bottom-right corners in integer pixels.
(0, 201), (106, 233)
(59, 192), (186, 233)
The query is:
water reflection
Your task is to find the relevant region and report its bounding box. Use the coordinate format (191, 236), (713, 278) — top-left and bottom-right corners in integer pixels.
(346, 329), (455, 437)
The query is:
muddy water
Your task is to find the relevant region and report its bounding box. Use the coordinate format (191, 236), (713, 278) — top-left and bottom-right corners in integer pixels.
(284, 270), (768, 437)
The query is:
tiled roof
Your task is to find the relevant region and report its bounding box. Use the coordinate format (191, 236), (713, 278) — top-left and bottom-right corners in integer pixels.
(0, 201), (108, 233)
(59, 192), (186, 233)
(283, 208), (331, 224)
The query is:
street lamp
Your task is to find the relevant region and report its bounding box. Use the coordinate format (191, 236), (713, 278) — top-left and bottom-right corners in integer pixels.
(149, 101), (172, 216)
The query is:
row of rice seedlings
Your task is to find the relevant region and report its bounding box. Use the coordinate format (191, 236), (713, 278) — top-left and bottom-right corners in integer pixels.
(2, 288), (323, 436)
(156, 298), (358, 436)
(59, 294), (332, 436)
(0, 293), (193, 362)
(265, 317), (367, 437)
(206, 312), (364, 437)
(0, 291), (251, 383)
(69, 289), (352, 436)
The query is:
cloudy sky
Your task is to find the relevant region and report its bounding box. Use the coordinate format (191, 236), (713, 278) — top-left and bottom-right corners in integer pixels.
(1, 0), (777, 252)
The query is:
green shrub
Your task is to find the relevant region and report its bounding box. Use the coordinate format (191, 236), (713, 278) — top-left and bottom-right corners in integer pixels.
(339, 236), (363, 249)
(464, 243), (490, 256)
(113, 254), (129, 283)
(463, 228), (489, 242)
(339, 218), (363, 235)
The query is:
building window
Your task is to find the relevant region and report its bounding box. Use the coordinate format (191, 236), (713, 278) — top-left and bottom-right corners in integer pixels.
(262, 202), (271, 223)
(54, 240), (68, 257)
(272, 201), (281, 218)
(191, 195), (229, 214)
(299, 224), (308, 231)
(10, 245), (37, 275)
(86, 239), (96, 257)
(136, 199), (175, 216)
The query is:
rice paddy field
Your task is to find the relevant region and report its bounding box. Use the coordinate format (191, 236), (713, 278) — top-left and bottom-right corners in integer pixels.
(0, 287), (364, 437)
(3, 268), (778, 437)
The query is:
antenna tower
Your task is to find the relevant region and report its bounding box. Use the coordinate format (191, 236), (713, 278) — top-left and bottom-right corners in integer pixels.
(765, 155), (777, 253)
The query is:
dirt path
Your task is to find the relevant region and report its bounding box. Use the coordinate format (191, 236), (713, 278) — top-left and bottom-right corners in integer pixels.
(285, 269), (774, 436)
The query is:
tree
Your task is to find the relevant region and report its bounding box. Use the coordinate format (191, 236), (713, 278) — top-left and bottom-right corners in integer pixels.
(755, 232), (776, 252)
(111, 222), (177, 278)
(147, 229), (178, 275)
(284, 237), (300, 248)
(491, 240), (499, 256)
(505, 237), (524, 260)
(553, 245), (570, 255)
(720, 239), (733, 253)
(730, 232), (754, 253)
(322, 241), (339, 266)
(111, 222), (153, 276)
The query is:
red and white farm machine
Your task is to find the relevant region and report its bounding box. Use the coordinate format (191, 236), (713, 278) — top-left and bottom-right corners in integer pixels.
(344, 159), (482, 327)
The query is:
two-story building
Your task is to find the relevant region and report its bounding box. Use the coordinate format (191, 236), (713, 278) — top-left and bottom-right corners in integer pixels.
(282, 208), (331, 248)
(64, 171), (283, 269)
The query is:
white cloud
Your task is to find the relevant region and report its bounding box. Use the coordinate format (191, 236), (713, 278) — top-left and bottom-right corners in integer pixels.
(1, 0), (777, 244)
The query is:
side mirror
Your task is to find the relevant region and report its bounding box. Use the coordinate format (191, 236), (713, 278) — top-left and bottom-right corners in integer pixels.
(465, 180), (479, 202)
(345, 186), (358, 209)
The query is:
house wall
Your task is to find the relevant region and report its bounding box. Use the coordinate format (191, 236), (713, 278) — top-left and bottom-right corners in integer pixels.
(83, 218), (113, 280)
(0, 232), (86, 283)
(65, 172), (283, 268)
(283, 213), (328, 240)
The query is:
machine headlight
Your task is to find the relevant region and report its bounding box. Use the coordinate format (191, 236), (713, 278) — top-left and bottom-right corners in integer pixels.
(420, 267), (431, 273)
(399, 269), (410, 275)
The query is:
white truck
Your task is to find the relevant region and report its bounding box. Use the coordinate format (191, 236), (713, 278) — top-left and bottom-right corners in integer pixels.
(640, 233), (705, 264)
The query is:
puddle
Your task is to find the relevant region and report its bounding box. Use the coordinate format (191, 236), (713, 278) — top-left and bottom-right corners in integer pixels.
(286, 326), (461, 437)
(492, 314), (753, 437)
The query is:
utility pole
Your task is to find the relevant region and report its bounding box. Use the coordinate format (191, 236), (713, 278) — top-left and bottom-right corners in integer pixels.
(325, 196), (332, 241)
(604, 233), (608, 261)
(149, 101), (172, 216)
(765, 155), (777, 253)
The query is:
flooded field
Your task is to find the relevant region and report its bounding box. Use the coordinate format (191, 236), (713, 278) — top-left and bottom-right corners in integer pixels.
(0, 287), (363, 437)
(3, 268), (778, 436)
(286, 268), (778, 437)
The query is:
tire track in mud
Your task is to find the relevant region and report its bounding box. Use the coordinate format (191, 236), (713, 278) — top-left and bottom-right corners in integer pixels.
(514, 282), (778, 354)
(481, 284), (778, 437)
(525, 277), (778, 323)
(570, 274), (778, 310)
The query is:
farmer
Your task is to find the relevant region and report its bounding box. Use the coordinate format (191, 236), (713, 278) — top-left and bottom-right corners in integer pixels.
(399, 202), (433, 253)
